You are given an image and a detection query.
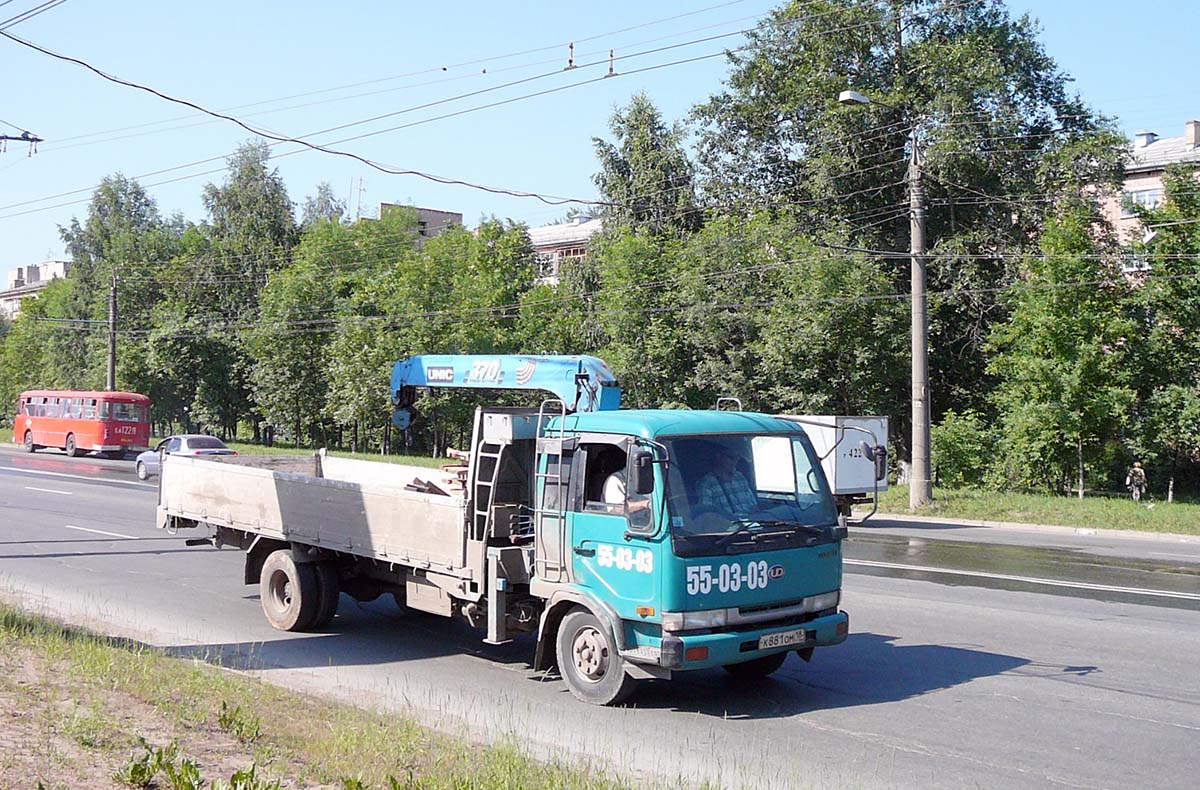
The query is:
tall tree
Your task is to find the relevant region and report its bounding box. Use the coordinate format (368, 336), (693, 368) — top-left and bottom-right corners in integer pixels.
(988, 206), (1134, 494)
(1125, 166), (1200, 498)
(300, 181), (348, 228)
(692, 0), (1125, 424)
(593, 92), (701, 234)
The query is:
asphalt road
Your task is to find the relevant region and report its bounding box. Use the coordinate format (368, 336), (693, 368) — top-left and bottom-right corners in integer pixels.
(1, 445), (1198, 789)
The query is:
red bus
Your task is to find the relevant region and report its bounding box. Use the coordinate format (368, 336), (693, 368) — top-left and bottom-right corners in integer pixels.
(12, 390), (151, 457)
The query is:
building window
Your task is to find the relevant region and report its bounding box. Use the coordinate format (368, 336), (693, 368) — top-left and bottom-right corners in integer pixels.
(1121, 189), (1163, 217)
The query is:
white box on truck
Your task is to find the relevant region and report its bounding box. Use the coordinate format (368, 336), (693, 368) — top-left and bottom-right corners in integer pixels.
(784, 416), (888, 496)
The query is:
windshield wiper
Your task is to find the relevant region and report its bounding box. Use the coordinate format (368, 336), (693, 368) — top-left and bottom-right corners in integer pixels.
(751, 519), (832, 537)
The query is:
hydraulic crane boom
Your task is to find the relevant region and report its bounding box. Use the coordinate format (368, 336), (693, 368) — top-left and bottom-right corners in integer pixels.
(390, 354), (622, 429)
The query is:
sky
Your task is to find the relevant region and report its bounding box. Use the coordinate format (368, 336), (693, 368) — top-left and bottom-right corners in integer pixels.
(0, 0), (1196, 280)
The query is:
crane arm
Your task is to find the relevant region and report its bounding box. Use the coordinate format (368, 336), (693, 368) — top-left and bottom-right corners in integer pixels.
(390, 354), (621, 428)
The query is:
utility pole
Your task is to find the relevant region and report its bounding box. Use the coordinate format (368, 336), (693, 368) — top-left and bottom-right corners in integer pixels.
(907, 137), (932, 509)
(107, 271), (117, 391)
(0, 130), (42, 156)
(838, 88), (935, 508)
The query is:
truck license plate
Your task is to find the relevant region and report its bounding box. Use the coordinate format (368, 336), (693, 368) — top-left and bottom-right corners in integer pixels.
(758, 628), (809, 650)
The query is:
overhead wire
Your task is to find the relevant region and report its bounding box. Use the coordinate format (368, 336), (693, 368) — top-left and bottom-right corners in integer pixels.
(0, 0), (67, 30)
(0, 6), (898, 222)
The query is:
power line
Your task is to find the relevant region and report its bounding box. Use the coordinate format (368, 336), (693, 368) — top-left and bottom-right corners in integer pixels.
(0, 0), (67, 30)
(41, 1), (772, 153)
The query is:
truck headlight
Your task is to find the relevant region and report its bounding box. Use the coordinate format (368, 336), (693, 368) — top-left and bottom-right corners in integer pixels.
(806, 590), (840, 612)
(662, 609), (727, 632)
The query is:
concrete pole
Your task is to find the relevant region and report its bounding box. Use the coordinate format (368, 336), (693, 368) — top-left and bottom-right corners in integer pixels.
(908, 134), (932, 508)
(106, 271), (117, 391)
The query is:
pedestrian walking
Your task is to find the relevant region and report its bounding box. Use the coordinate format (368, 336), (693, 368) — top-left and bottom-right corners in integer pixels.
(1125, 461), (1147, 503)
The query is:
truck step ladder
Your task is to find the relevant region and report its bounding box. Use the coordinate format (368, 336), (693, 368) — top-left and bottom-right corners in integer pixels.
(533, 398), (571, 583)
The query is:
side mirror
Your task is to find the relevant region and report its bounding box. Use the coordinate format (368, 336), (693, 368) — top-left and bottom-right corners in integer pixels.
(859, 441), (888, 482)
(632, 450), (655, 495)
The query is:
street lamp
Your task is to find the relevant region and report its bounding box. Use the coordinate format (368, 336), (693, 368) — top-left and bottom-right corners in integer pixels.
(838, 89), (932, 509)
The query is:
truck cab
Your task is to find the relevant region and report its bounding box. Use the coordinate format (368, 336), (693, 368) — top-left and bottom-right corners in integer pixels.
(529, 409), (849, 704)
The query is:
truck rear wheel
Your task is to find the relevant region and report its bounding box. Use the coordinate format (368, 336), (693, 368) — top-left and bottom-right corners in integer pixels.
(555, 608), (637, 706)
(310, 563), (340, 629)
(722, 651), (788, 680)
(260, 550), (319, 631)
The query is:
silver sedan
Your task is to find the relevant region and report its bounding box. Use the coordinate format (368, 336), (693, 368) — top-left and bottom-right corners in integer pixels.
(135, 434), (237, 480)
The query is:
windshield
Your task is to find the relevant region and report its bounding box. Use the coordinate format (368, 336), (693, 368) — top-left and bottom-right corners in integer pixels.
(664, 433), (838, 557)
(187, 436), (227, 450)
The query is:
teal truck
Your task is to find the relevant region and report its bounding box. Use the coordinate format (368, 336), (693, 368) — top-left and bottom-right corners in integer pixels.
(158, 355), (884, 705)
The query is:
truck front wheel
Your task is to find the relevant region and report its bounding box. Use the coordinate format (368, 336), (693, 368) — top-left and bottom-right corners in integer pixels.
(555, 608), (637, 706)
(260, 550), (319, 631)
(722, 651), (788, 680)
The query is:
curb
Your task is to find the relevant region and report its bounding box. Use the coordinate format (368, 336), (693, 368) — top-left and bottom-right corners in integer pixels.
(859, 511), (1200, 544)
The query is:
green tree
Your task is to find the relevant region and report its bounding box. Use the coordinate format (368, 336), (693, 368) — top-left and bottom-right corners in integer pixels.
(988, 207), (1134, 494)
(691, 0), (1125, 425)
(931, 409), (993, 488)
(300, 181), (347, 227)
(249, 219), (353, 445)
(593, 92), (701, 234)
(1125, 166), (1200, 499)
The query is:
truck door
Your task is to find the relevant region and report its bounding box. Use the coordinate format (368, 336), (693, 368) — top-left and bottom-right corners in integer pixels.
(569, 440), (658, 618)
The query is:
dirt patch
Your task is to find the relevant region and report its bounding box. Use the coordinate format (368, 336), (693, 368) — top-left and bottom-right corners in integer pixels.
(0, 644), (337, 789)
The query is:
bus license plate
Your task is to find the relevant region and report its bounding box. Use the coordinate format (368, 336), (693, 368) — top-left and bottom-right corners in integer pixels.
(759, 628), (809, 650)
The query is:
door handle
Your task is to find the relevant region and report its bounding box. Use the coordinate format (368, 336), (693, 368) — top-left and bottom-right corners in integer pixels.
(573, 547), (595, 557)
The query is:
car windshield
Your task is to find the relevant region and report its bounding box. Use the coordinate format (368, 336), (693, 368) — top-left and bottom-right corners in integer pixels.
(663, 433), (838, 557)
(187, 437), (227, 449)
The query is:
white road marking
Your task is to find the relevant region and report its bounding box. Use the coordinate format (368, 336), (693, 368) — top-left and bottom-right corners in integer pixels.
(845, 558), (1200, 602)
(24, 486), (73, 495)
(63, 524), (139, 541)
(1150, 552), (1200, 560)
(0, 465), (156, 489)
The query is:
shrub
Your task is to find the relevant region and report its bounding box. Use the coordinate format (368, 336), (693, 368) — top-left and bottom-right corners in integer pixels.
(932, 409), (993, 488)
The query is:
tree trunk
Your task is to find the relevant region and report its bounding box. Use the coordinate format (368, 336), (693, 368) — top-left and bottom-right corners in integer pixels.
(1169, 452), (1176, 504)
(1077, 436), (1084, 500)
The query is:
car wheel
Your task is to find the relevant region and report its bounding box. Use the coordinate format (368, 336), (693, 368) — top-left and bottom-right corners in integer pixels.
(136, 461), (149, 481)
(555, 608), (638, 706)
(65, 434), (83, 458)
(259, 550), (320, 632)
(722, 651), (788, 680)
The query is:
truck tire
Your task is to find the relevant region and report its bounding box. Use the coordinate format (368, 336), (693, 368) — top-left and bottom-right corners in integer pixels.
(310, 563), (340, 629)
(260, 550), (320, 631)
(722, 651), (788, 680)
(65, 434), (82, 457)
(555, 608), (637, 706)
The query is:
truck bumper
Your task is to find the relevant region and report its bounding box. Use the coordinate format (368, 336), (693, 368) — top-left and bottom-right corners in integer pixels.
(660, 610), (848, 671)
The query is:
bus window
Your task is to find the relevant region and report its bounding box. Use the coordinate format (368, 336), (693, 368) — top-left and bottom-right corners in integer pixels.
(46, 399), (60, 418)
(84, 399), (97, 420)
(110, 402), (144, 422)
(98, 401), (111, 420)
(68, 398), (81, 419)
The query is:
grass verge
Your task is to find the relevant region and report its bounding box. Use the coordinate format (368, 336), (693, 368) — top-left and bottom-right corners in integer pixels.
(0, 603), (631, 789)
(875, 484), (1200, 536)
